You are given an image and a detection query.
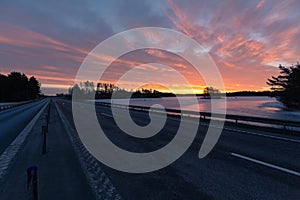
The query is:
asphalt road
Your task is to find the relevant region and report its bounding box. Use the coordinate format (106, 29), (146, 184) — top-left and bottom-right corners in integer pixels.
(0, 100), (95, 200)
(0, 99), (48, 154)
(55, 98), (300, 200)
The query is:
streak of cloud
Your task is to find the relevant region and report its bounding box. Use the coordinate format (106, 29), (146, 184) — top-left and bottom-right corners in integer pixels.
(1, 0), (299, 94)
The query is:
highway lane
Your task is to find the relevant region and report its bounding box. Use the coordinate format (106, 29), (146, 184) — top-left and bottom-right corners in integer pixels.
(97, 102), (300, 172)
(0, 99), (49, 154)
(0, 99), (95, 200)
(55, 99), (300, 199)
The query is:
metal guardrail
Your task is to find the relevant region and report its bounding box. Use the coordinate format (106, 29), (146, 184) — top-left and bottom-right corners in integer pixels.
(0, 100), (38, 111)
(94, 101), (300, 130)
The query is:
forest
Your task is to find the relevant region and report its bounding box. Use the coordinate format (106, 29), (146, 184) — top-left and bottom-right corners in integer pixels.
(0, 72), (41, 102)
(65, 81), (175, 99)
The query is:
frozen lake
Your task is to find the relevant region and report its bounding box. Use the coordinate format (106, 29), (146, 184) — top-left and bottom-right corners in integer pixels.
(96, 96), (300, 122)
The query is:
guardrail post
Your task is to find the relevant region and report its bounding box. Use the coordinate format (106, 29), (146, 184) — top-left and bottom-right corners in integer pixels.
(27, 166), (38, 200)
(42, 126), (47, 155)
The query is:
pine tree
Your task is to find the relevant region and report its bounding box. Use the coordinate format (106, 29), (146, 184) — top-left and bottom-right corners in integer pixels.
(267, 63), (300, 108)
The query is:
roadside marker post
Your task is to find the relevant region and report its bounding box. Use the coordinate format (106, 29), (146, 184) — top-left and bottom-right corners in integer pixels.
(45, 114), (49, 133)
(45, 102), (51, 133)
(27, 166), (38, 200)
(42, 126), (47, 155)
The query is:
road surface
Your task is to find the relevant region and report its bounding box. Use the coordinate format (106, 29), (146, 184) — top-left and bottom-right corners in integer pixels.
(0, 99), (48, 154)
(0, 99), (95, 200)
(54, 98), (300, 200)
(1, 98), (299, 199)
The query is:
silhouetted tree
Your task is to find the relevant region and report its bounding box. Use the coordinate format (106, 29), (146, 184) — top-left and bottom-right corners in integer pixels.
(70, 84), (82, 96)
(68, 81), (173, 99)
(28, 76), (41, 99)
(267, 62), (300, 108)
(0, 74), (8, 101)
(0, 72), (41, 102)
(203, 86), (221, 99)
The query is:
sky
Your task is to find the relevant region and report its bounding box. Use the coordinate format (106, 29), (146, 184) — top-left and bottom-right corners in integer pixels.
(0, 0), (300, 95)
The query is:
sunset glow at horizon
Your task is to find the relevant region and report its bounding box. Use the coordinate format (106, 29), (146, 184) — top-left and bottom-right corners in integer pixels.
(1, 0), (300, 95)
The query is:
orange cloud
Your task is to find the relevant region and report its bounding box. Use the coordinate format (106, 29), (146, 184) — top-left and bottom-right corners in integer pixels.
(166, 0), (208, 42)
(2, 0), (300, 94)
(256, 0), (265, 10)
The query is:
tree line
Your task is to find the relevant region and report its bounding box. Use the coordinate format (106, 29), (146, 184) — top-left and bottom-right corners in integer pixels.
(0, 72), (41, 102)
(267, 62), (300, 109)
(65, 81), (175, 99)
(62, 62), (300, 110)
(198, 62), (300, 110)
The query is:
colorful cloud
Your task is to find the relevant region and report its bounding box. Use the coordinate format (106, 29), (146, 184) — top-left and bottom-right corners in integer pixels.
(0, 0), (299, 95)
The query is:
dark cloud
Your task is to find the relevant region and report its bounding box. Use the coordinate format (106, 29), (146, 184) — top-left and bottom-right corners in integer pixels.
(0, 0), (299, 94)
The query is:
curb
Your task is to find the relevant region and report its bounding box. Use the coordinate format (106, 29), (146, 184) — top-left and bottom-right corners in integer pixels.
(54, 101), (122, 200)
(0, 99), (49, 180)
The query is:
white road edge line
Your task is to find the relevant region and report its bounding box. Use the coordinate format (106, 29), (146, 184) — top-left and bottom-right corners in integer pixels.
(101, 113), (113, 118)
(230, 152), (300, 177)
(100, 106), (300, 143)
(150, 114), (300, 143)
(55, 102), (122, 200)
(225, 127), (300, 143)
(0, 99), (49, 179)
